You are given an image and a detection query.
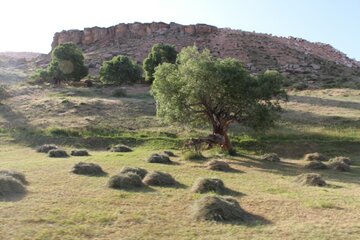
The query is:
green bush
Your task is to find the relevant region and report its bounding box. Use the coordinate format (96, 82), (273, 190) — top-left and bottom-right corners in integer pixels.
(143, 44), (177, 83)
(100, 55), (142, 85)
(32, 43), (88, 84)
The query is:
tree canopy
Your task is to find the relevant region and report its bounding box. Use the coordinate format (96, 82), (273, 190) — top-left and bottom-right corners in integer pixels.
(143, 43), (177, 83)
(100, 55), (142, 85)
(151, 46), (287, 153)
(48, 43), (88, 83)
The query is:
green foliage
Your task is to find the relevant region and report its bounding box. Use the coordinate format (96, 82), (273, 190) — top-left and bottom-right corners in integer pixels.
(143, 44), (177, 83)
(100, 55), (142, 85)
(32, 43), (88, 84)
(151, 46), (287, 151)
(30, 68), (51, 83)
(49, 43), (88, 82)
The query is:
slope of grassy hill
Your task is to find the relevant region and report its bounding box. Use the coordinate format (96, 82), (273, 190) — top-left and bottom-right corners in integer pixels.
(1, 84), (360, 239)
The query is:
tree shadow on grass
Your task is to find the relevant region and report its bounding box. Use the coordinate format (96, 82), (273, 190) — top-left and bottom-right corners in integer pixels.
(231, 152), (360, 186)
(223, 187), (246, 197)
(290, 95), (360, 111)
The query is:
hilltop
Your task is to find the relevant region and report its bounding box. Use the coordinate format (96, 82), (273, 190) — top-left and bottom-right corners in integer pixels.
(51, 22), (360, 88)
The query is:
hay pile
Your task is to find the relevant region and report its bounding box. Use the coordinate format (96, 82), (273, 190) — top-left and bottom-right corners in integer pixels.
(205, 160), (232, 172)
(0, 175), (27, 199)
(36, 144), (58, 153)
(295, 173), (326, 187)
(71, 149), (90, 156)
(146, 154), (172, 164)
(328, 161), (351, 172)
(261, 153), (280, 162)
(304, 160), (328, 170)
(304, 152), (327, 161)
(109, 144), (133, 152)
(71, 162), (105, 176)
(142, 171), (176, 186)
(0, 170), (28, 185)
(107, 173), (144, 190)
(191, 196), (245, 221)
(48, 149), (69, 158)
(191, 178), (225, 194)
(119, 166), (148, 179)
(329, 156), (351, 165)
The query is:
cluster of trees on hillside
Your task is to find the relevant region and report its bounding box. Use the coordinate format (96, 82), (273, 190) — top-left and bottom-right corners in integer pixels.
(32, 43), (286, 153)
(33, 43), (177, 86)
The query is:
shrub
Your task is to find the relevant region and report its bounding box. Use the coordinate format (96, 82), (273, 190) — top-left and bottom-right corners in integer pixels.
(143, 43), (177, 82)
(32, 43), (88, 84)
(100, 55), (142, 85)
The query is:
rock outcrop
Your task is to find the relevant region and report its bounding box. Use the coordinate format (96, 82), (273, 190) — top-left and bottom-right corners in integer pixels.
(51, 22), (360, 88)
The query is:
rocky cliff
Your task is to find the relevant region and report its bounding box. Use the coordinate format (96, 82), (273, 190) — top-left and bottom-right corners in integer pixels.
(51, 22), (360, 88)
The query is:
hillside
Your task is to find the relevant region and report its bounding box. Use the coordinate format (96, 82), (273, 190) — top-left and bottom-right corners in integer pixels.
(0, 52), (45, 85)
(1, 84), (360, 239)
(52, 22), (360, 88)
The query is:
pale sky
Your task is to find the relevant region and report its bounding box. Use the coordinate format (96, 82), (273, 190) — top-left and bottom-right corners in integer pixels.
(1, 0), (359, 60)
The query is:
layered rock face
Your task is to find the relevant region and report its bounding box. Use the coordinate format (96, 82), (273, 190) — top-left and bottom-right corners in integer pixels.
(52, 22), (217, 49)
(51, 22), (360, 87)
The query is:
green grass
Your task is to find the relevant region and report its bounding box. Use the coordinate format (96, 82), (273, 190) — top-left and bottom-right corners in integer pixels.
(1, 142), (360, 239)
(2, 85), (360, 239)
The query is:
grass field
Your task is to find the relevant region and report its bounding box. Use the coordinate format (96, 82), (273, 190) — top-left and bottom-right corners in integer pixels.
(1, 84), (360, 239)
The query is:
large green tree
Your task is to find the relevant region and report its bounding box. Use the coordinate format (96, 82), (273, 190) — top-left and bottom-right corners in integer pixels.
(100, 55), (142, 85)
(143, 43), (177, 83)
(151, 46), (286, 153)
(48, 43), (88, 84)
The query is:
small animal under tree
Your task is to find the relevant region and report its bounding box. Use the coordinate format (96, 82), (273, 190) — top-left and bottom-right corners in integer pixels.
(151, 46), (287, 154)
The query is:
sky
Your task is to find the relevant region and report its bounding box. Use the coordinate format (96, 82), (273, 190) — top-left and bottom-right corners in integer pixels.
(0, 0), (359, 60)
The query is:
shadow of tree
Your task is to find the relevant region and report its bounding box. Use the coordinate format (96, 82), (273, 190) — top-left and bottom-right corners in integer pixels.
(230, 152), (360, 185)
(290, 95), (360, 111)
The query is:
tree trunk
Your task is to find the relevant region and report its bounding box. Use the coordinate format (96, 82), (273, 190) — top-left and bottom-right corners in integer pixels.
(212, 124), (233, 153)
